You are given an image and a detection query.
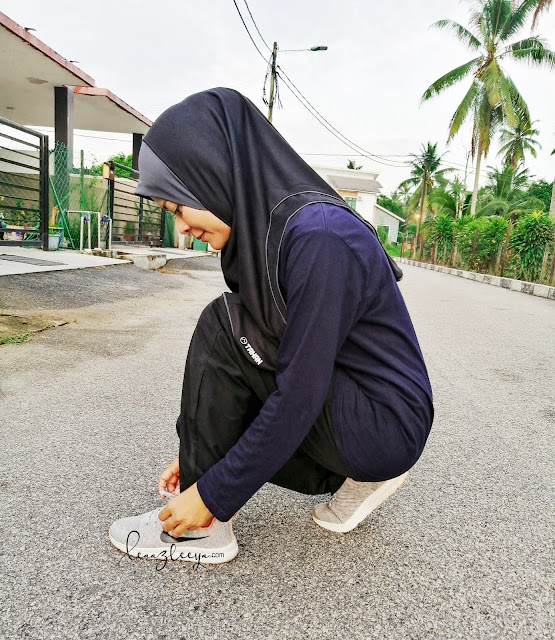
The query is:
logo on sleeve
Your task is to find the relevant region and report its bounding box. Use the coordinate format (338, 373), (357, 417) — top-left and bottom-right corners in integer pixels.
(240, 336), (263, 366)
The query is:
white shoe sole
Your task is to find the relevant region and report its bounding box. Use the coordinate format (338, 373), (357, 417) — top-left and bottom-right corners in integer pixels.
(109, 533), (239, 564)
(312, 471), (409, 533)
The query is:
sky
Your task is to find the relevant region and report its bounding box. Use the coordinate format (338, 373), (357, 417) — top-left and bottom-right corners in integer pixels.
(2, 0), (554, 194)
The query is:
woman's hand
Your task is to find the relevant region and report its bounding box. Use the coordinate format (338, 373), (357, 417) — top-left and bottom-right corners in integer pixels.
(158, 483), (214, 535)
(158, 457), (180, 497)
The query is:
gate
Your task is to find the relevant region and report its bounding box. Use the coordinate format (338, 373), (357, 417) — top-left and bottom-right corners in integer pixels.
(106, 161), (166, 246)
(0, 117), (49, 249)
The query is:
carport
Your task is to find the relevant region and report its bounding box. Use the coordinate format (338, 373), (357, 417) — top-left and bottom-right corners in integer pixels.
(0, 10), (151, 249)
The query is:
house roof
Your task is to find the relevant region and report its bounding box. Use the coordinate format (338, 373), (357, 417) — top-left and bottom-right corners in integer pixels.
(374, 203), (405, 222)
(0, 11), (151, 133)
(330, 175), (383, 193)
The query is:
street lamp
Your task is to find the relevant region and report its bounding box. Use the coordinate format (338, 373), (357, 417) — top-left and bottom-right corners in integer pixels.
(266, 42), (328, 122)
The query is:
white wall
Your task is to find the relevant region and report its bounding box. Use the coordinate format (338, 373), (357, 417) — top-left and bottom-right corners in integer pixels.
(353, 192), (378, 225)
(311, 165), (379, 224)
(374, 207), (400, 243)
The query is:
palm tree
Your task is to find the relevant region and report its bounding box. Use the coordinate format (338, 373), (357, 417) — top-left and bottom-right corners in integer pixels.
(421, 0), (555, 216)
(429, 176), (469, 218)
(532, 0), (553, 28)
(399, 142), (449, 255)
(346, 159), (362, 170)
(479, 164), (545, 218)
(392, 182), (413, 208)
(498, 119), (541, 171)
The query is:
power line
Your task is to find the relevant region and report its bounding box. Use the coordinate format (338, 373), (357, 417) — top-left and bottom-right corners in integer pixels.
(277, 68), (410, 167)
(277, 72), (410, 168)
(232, 1), (495, 178)
(231, 1), (413, 168)
(231, 0), (269, 64)
(242, 0), (272, 52)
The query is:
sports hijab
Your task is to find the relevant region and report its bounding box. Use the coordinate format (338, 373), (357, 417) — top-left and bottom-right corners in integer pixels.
(135, 87), (402, 342)
(136, 143), (205, 210)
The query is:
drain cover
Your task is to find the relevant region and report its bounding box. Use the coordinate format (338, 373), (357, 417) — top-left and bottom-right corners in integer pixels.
(0, 254), (66, 266)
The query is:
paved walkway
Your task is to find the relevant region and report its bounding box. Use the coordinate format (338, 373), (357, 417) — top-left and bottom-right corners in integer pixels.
(0, 246), (129, 276)
(0, 262), (552, 639)
(0, 245), (214, 276)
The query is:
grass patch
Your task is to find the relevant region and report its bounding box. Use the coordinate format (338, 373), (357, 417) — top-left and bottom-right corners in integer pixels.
(0, 332), (30, 345)
(385, 244), (411, 258)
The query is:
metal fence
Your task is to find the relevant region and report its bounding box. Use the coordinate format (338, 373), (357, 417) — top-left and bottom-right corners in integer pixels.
(49, 145), (110, 250)
(106, 162), (167, 246)
(0, 117), (49, 249)
(0, 126), (175, 252)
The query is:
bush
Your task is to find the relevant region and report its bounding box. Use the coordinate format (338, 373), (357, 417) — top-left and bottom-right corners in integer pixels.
(377, 226), (388, 245)
(405, 223), (417, 239)
(509, 211), (554, 282)
(433, 213), (454, 259)
(456, 216), (508, 272)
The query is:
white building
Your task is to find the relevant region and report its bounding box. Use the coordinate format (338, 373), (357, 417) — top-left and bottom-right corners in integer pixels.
(311, 165), (404, 243)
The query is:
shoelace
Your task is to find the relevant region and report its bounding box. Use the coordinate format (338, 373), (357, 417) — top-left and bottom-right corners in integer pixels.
(146, 490), (176, 523)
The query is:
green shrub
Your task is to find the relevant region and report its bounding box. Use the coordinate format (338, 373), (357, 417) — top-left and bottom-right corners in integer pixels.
(403, 222), (417, 240)
(509, 211), (554, 282)
(377, 226), (388, 245)
(432, 213), (454, 259)
(456, 216), (508, 272)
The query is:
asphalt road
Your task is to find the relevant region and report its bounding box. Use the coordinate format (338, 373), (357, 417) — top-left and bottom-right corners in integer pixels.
(0, 261), (553, 639)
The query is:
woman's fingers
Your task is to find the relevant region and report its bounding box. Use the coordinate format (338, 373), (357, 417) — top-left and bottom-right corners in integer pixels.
(166, 477), (178, 495)
(158, 458), (180, 496)
(171, 523), (187, 538)
(158, 475), (178, 497)
(161, 515), (176, 533)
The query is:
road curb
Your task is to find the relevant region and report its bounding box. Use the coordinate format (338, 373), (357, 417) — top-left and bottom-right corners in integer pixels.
(394, 257), (555, 301)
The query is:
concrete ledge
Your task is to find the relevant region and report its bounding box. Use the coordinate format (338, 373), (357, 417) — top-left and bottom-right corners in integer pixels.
(107, 247), (217, 271)
(128, 254), (167, 270)
(394, 257), (555, 301)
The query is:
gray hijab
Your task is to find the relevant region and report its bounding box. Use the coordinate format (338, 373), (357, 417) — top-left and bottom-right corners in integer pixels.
(135, 143), (205, 210)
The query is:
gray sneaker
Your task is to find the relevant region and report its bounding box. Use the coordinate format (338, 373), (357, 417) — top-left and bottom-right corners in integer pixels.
(109, 492), (238, 565)
(312, 472), (409, 533)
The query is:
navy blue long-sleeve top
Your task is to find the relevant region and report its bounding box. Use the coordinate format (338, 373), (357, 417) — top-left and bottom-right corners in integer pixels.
(197, 202), (433, 521)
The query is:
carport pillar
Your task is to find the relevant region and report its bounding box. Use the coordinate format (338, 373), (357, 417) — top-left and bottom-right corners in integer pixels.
(132, 133), (143, 171)
(54, 86), (75, 211)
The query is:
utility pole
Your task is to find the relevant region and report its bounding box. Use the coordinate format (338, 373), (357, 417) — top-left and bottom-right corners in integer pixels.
(266, 43), (327, 122)
(267, 42), (278, 123)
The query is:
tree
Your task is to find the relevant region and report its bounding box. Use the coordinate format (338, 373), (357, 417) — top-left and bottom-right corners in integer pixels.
(429, 185), (459, 218)
(347, 159), (362, 170)
(478, 164), (545, 218)
(498, 119), (541, 171)
(526, 179), (552, 210)
(392, 183), (413, 208)
(421, 0), (555, 216)
(90, 153), (134, 178)
(398, 142), (449, 255)
(377, 194), (406, 219)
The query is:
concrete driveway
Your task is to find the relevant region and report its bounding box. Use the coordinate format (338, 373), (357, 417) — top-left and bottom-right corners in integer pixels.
(0, 261), (553, 639)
